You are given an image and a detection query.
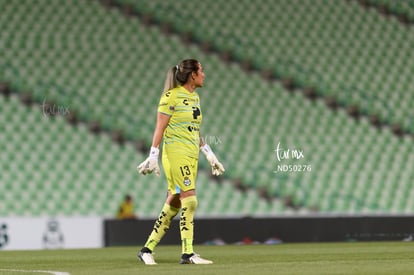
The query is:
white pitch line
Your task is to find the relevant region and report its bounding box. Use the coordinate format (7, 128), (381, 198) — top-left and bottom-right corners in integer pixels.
(0, 269), (70, 275)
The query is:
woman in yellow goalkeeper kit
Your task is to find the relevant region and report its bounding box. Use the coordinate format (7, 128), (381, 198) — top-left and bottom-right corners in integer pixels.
(137, 59), (225, 265)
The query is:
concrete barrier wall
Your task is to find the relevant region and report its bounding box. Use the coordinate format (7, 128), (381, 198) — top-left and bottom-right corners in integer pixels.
(104, 215), (414, 246)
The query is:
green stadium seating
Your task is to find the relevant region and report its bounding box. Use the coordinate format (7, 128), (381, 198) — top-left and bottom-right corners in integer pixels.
(0, 0), (413, 216)
(0, 93), (283, 217)
(125, 0), (414, 133)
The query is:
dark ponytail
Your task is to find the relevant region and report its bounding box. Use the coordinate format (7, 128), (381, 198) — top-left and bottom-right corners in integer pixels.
(175, 59), (199, 84)
(162, 59), (199, 94)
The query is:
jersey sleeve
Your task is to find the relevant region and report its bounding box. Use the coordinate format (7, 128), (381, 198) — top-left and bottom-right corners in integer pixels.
(157, 90), (176, 116)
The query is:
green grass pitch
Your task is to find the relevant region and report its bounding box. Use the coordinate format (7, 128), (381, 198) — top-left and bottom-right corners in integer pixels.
(1, 242), (414, 275)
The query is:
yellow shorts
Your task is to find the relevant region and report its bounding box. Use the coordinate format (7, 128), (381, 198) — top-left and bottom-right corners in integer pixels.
(162, 153), (198, 195)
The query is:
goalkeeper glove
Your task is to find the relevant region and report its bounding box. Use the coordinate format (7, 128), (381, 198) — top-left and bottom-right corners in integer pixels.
(200, 144), (225, 176)
(137, 147), (160, 176)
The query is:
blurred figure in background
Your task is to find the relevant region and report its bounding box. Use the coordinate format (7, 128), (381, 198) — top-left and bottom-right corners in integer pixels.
(43, 218), (64, 249)
(117, 194), (137, 220)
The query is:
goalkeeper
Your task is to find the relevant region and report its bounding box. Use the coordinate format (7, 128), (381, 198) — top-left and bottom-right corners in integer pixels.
(137, 59), (225, 265)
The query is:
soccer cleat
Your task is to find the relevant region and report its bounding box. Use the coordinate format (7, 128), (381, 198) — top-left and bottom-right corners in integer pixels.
(179, 253), (213, 264)
(138, 251), (157, 265)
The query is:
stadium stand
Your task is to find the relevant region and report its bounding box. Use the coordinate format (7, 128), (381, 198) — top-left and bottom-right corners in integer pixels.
(363, 0), (414, 23)
(0, 0), (413, 216)
(0, 93), (284, 217)
(121, 0), (414, 134)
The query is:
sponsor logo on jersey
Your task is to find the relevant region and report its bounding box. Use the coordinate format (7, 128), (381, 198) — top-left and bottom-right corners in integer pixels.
(183, 98), (197, 104)
(187, 125), (200, 132)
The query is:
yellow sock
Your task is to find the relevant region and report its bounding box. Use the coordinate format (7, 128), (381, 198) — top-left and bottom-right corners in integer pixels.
(144, 203), (180, 252)
(180, 196), (198, 254)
